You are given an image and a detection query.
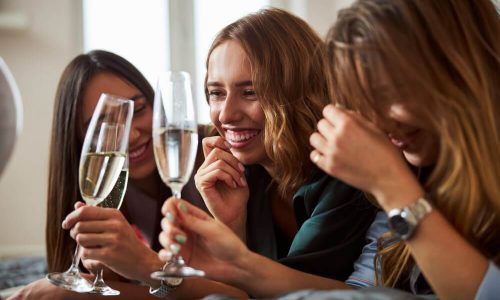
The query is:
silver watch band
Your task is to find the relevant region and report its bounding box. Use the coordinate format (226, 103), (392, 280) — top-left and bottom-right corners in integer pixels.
(149, 261), (182, 298)
(149, 283), (176, 298)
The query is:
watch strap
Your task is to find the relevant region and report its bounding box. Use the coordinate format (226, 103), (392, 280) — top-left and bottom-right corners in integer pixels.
(149, 261), (183, 298)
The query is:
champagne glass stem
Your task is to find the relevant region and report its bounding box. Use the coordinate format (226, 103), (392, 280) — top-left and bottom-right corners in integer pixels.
(68, 244), (82, 275)
(92, 268), (106, 288)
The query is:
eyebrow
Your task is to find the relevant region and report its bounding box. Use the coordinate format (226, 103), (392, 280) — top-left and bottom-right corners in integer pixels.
(206, 80), (253, 88)
(83, 93), (144, 128)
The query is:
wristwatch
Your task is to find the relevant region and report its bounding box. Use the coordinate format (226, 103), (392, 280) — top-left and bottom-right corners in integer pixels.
(387, 197), (433, 240)
(149, 262), (184, 298)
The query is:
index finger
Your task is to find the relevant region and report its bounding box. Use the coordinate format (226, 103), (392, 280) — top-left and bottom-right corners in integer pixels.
(202, 136), (231, 157)
(62, 206), (117, 229)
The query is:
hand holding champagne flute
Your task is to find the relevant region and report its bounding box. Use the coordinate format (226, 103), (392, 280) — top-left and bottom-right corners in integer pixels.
(151, 71), (205, 279)
(47, 93), (133, 295)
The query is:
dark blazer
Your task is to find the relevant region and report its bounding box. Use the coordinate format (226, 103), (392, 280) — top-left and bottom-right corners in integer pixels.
(246, 165), (377, 280)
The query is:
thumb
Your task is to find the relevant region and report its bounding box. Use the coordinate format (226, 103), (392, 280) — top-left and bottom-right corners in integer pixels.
(74, 201), (86, 210)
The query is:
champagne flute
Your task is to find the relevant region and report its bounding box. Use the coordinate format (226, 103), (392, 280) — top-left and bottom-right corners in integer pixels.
(151, 71), (205, 279)
(47, 93), (133, 294)
(91, 125), (130, 296)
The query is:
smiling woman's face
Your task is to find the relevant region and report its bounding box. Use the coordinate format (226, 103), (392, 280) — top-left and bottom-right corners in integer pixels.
(207, 40), (269, 166)
(79, 72), (157, 180)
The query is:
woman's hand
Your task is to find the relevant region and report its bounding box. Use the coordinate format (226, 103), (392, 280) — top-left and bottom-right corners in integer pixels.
(195, 136), (249, 237)
(7, 278), (70, 300)
(62, 204), (162, 285)
(159, 197), (250, 284)
(309, 104), (423, 210)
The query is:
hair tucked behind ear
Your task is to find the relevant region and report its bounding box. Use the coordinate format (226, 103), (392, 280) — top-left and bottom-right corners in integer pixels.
(327, 0), (500, 288)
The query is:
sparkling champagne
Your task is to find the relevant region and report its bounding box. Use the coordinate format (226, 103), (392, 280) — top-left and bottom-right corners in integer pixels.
(98, 169), (128, 209)
(153, 127), (198, 192)
(79, 152), (126, 206)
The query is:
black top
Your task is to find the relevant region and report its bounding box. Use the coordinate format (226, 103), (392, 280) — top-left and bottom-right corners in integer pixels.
(245, 165), (377, 280)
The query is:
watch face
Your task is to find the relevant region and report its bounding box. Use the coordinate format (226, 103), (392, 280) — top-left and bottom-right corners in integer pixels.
(389, 215), (410, 236)
(165, 276), (183, 287)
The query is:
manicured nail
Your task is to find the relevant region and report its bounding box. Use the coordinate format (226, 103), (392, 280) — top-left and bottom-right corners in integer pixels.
(224, 141), (232, 149)
(240, 176), (247, 186)
(170, 243), (180, 254)
(238, 163), (245, 172)
(159, 250), (173, 261)
(178, 202), (188, 214)
(175, 234), (187, 244)
(166, 212), (175, 223)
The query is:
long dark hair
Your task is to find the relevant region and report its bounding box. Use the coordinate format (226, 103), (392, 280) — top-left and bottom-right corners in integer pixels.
(46, 50), (154, 272)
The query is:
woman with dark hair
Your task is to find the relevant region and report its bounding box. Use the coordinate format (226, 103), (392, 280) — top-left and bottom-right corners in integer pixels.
(9, 50), (207, 299)
(158, 1), (500, 299)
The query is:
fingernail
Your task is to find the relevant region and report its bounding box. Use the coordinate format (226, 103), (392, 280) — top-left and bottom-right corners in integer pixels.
(224, 141), (232, 149)
(175, 234), (187, 244)
(240, 176), (247, 186)
(159, 250), (173, 261)
(166, 212), (175, 223)
(178, 202), (188, 214)
(62, 220), (67, 229)
(238, 162), (245, 172)
(335, 102), (345, 109)
(170, 243), (180, 254)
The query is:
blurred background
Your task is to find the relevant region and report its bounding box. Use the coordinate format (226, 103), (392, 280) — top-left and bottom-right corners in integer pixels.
(0, 0), (353, 258)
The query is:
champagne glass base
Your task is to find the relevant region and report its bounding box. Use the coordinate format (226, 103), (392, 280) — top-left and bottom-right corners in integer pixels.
(46, 271), (93, 293)
(151, 264), (205, 280)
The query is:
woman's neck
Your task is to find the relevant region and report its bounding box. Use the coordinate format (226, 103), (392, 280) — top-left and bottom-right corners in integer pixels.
(260, 160), (276, 180)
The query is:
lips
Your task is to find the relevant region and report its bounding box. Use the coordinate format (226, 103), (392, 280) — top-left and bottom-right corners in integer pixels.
(389, 130), (420, 150)
(224, 129), (261, 149)
(129, 139), (151, 164)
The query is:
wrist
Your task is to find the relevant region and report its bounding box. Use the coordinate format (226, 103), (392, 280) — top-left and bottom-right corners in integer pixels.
(231, 248), (259, 287)
(140, 250), (165, 288)
(373, 170), (425, 211)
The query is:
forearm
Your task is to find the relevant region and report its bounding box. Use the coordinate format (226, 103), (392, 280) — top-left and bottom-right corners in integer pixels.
(171, 278), (247, 299)
(231, 251), (350, 298)
(406, 211), (488, 300)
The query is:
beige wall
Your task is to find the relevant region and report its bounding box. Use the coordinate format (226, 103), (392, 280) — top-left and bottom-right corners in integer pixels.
(0, 0), (82, 256)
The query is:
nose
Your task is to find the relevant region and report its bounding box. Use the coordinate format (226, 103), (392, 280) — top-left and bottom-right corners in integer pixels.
(372, 112), (398, 134)
(128, 122), (141, 147)
(218, 92), (242, 124)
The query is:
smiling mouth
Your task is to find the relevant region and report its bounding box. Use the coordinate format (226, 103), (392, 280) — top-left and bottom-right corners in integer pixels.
(224, 129), (261, 148)
(129, 140), (150, 162)
(389, 130), (420, 150)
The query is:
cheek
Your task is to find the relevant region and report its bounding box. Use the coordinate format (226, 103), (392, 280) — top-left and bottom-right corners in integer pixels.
(209, 104), (221, 124)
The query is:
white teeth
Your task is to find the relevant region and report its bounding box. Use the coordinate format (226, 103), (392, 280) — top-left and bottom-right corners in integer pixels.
(226, 130), (258, 143)
(130, 144), (147, 159)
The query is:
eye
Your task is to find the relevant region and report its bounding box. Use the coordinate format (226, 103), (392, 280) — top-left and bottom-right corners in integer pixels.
(134, 104), (146, 114)
(243, 89), (257, 100)
(208, 89), (226, 101)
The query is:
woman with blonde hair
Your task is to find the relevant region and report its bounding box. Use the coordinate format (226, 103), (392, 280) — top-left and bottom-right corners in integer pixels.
(159, 0), (500, 299)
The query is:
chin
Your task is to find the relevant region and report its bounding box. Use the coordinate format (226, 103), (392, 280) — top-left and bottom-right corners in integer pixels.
(403, 151), (436, 168)
(129, 162), (157, 180)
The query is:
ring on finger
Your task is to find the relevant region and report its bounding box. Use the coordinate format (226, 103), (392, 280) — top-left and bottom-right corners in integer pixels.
(312, 153), (322, 164)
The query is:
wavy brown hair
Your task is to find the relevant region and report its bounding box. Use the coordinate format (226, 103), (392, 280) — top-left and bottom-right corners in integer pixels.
(326, 0), (500, 289)
(47, 50), (154, 272)
(204, 8), (330, 200)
